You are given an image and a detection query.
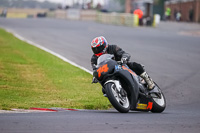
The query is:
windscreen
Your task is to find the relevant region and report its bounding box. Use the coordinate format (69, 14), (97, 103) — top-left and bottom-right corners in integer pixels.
(97, 54), (114, 66)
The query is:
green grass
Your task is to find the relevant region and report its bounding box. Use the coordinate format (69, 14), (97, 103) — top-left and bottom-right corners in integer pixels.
(0, 28), (111, 110)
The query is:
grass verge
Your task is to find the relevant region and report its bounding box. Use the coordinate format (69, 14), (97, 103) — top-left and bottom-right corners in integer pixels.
(0, 28), (111, 110)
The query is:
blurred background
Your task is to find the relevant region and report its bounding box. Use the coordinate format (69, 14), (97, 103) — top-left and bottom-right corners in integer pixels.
(1, 0), (200, 114)
(0, 0), (200, 26)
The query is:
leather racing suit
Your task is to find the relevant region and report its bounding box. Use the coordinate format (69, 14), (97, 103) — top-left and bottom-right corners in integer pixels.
(91, 45), (145, 76)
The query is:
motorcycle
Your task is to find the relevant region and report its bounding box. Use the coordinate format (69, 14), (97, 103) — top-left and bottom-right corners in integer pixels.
(93, 54), (166, 113)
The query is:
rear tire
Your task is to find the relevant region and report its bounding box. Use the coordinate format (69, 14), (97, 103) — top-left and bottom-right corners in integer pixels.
(105, 82), (130, 113)
(151, 84), (166, 113)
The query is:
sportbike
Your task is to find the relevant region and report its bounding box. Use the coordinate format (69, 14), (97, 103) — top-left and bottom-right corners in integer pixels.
(93, 54), (166, 113)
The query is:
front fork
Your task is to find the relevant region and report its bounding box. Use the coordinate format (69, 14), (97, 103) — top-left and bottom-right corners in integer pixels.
(104, 80), (127, 98)
(104, 80), (122, 92)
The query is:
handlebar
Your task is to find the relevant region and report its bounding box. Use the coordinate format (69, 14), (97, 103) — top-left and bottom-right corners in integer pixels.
(117, 61), (129, 65)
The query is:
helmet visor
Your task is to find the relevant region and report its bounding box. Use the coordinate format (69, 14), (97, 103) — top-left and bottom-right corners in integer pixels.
(92, 43), (106, 54)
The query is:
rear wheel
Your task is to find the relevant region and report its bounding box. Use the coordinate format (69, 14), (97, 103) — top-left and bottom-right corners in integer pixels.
(105, 82), (130, 113)
(151, 84), (166, 113)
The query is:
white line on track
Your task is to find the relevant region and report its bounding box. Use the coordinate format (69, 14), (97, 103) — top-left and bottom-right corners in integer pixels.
(6, 29), (93, 75)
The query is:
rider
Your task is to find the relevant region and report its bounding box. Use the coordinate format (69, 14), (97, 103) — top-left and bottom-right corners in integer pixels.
(91, 36), (155, 90)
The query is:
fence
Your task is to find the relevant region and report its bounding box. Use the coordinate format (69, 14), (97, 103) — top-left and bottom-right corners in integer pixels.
(1, 8), (160, 27)
(96, 12), (139, 27)
(46, 9), (96, 21)
(0, 8), (48, 18)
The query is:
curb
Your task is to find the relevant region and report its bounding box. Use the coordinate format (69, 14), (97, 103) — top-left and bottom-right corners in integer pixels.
(30, 108), (58, 112)
(30, 107), (79, 112)
(0, 108), (80, 113)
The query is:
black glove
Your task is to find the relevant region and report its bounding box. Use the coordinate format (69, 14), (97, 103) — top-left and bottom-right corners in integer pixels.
(92, 77), (98, 83)
(92, 64), (97, 71)
(121, 57), (128, 64)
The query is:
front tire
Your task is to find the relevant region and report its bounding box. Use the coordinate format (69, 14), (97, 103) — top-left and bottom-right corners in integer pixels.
(105, 82), (130, 113)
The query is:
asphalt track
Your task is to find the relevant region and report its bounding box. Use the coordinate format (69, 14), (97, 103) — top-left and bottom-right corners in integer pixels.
(0, 18), (200, 133)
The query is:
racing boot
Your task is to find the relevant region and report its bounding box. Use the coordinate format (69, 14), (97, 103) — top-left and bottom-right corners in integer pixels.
(140, 72), (155, 90)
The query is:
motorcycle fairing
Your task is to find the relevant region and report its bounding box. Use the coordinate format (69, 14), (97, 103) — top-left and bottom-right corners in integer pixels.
(93, 60), (117, 81)
(115, 65), (154, 111)
(114, 70), (139, 110)
(136, 102), (153, 111)
(122, 65), (137, 77)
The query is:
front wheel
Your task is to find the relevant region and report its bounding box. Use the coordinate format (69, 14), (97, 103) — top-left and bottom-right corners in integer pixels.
(105, 82), (130, 113)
